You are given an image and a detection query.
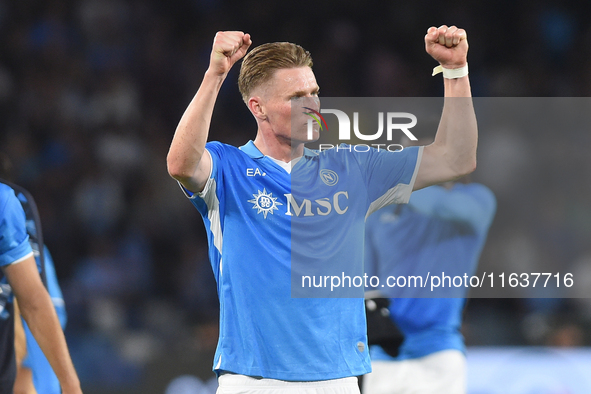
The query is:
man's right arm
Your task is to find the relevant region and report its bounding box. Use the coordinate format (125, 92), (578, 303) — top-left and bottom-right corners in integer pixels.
(413, 26), (477, 190)
(167, 31), (251, 193)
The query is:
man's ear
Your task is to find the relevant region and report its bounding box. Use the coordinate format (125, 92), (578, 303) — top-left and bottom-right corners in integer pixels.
(248, 96), (267, 121)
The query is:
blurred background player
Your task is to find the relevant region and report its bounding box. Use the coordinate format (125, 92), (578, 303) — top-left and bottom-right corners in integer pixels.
(1, 154), (67, 394)
(0, 155), (79, 394)
(363, 143), (496, 393)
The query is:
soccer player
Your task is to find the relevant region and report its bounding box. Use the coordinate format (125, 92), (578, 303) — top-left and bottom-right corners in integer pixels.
(167, 25), (476, 392)
(363, 179), (496, 394)
(0, 183), (82, 394)
(1, 159), (69, 393)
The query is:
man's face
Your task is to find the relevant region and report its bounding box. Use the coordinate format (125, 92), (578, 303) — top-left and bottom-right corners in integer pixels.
(258, 67), (320, 144)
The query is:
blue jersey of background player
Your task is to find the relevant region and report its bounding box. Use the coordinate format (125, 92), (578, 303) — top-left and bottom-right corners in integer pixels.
(363, 181), (496, 394)
(168, 26), (476, 392)
(0, 184), (34, 391)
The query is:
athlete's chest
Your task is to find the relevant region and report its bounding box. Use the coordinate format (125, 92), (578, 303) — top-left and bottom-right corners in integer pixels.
(222, 159), (365, 220)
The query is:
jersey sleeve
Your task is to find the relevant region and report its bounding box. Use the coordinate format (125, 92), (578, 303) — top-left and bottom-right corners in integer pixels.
(0, 189), (33, 267)
(178, 141), (225, 204)
(357, 145), (423, 217)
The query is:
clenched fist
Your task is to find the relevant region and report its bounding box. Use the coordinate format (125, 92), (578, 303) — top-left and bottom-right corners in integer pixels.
(209, 31), (252, 76)
(425, 25), (468, 69)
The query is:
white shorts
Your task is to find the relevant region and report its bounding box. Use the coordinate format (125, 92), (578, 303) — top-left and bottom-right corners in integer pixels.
(216, 373), (360, 394)
(362, 349), (466, 394)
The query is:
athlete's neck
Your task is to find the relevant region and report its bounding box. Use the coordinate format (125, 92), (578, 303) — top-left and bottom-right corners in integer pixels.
(253, 133), (304, 162)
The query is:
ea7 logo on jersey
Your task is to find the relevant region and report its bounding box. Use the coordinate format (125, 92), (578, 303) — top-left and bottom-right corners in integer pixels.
(248, 189), (283, 219)
(246, 168), (266, 176)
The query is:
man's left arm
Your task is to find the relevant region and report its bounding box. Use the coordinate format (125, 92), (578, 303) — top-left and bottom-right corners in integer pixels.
(413, 25), (477, 190)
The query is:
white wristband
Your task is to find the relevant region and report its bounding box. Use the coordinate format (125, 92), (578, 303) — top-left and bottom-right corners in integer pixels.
(432, 63), (468, 79)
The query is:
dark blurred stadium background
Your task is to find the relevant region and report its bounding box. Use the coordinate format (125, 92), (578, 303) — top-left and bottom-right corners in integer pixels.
(1, 0), (591, 392)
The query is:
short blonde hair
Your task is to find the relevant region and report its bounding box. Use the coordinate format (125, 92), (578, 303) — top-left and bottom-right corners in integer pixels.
(238, 42), (313, 103)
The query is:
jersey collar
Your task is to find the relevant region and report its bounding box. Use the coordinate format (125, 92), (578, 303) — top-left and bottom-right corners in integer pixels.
(239, 140), (319, 159)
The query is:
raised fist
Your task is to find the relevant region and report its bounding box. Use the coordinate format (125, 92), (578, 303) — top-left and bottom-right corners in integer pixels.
(424, 25), (468, 69)
(209, 31), (252, 76)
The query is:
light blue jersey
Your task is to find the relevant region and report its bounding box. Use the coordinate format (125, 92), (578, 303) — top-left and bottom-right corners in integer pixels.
(0, 184), (33, 270)
(365, 183), (496, 361)
(183, 141), (421, 381)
